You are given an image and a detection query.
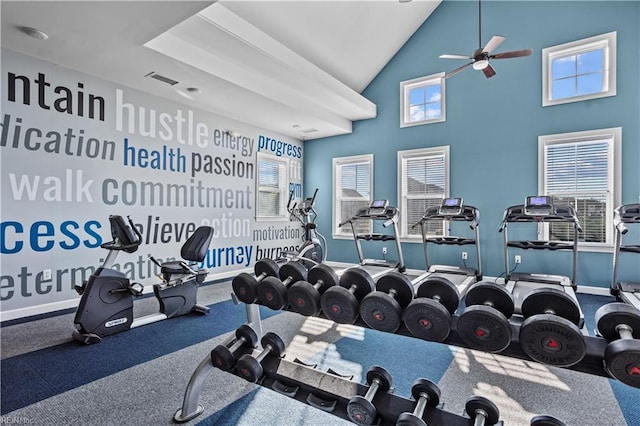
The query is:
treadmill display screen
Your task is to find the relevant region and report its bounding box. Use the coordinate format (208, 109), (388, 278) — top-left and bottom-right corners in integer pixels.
(370, 200), (388, 209)
(444, 198), (462, 207)
(528, 196), (549, 206)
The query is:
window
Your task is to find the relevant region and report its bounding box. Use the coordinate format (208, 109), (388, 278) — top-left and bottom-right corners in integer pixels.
(256, 152), (289, 220)
(542, 31), (616, 106)
(539, 127), (621, 249)
(400, 72), (446, 127)
(333, 154), (373, 237)
(398, 146), (449, 239)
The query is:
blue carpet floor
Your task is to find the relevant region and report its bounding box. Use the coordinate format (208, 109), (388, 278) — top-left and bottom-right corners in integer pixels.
(1, 288), (639, 425)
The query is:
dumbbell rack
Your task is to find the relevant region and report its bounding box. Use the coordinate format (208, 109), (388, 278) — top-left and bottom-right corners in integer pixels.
(174, 299), (613, 425)
(175, 314), (502, 425)
(237, 350), (500, 425)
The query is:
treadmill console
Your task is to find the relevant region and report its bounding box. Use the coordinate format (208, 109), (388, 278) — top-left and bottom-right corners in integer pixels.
(524, 196), (554, 216)
(438, 197), (463, 216)
(368, 199), (389, 216)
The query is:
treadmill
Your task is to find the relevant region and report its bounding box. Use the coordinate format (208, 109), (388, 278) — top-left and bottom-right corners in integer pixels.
(611, 203), (640, 310)
(499, 195), (585, 328)
(340, 199), (406, 274)
(415, 197), (482, 294)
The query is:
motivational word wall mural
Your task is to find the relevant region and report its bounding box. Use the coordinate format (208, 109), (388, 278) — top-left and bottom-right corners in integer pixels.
(0, 49), (304, 316)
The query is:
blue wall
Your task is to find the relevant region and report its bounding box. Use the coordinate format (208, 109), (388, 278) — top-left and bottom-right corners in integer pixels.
(304, 1), (640, 287)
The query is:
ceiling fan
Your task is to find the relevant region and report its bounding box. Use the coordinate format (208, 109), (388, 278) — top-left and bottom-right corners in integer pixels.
(440, 0), (533, 79)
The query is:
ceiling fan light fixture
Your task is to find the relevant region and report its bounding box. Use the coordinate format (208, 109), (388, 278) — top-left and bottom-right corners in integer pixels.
(473, 59), (489, 70)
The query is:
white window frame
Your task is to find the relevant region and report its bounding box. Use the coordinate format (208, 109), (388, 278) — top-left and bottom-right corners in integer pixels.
(256, 152), (289, 221)
(538, 127), (621, 252)
(400, 72), (446, 128)
(332, 154), (373, 238)
(542, 31), (616, 107)
(397, 146), (450, 241)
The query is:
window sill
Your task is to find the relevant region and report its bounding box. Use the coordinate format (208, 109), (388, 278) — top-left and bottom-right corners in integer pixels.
(256, 217), (289, 223)
(332, 233), (354, 240)
(577, 244), (614, 253)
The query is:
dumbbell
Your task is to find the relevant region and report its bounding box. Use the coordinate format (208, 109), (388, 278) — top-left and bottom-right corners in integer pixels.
(235, 332), (286, 383)
(402, 275), (460, 342)
(464, 396), (500, 426)
(519, 288), (586, 367)
(595, 302), (640, 388)
(287, 264), (339, 316)
(359, 272), (416, 333)
(530, 414), (566, 426)
(210, 325), (258, 372)
(456, 281), (515, 353)
(257, 261), (308, 310)
(347, 366), (393, 425)
(395, 378), (441, 426)
(232, 258), (280, 304)
(320, 268), (376, 324)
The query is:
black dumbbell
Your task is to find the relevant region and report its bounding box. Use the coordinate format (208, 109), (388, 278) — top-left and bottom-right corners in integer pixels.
(210, 325), (258, 372)
(402, 275), (460, 342)
(464, 396), (500, 426)
(456, 281), (515, 353)
(287, 264), (339, 316)
(519, 288), (586, 367)
(235, 332), (286, 383)
(232, 258), (280, 304)
(595, 302), (640, 388)
(359, 272), (416, 333)
(530, 414), (566, 426)
(321, 268), (375, 324)
(257, 261), (308, 310)
(347, 366), (393, 425)
(395, 378), (441, 426)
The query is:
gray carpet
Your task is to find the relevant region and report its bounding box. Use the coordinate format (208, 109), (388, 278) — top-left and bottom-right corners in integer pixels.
(1, 280), (637, 425)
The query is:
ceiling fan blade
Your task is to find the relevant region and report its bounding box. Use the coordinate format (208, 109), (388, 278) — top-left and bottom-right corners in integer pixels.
(482, 63), (497, 78)
(444, 62), (473, 79)
(482, 35), (505, 54)
(439, 54), (472, 60)
(491, 48), (533, 59)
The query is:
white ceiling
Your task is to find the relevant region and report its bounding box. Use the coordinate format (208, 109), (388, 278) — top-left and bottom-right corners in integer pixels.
(1, 1), (441, 140)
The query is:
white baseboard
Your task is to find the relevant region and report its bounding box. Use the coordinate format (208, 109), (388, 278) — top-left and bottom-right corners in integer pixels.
(0, 269), (251, 323)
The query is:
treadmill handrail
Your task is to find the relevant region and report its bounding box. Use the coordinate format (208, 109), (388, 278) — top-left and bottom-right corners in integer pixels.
(416, 203), (482, 278)
(500, 203), (581, 288)
(342, 204), (405, 272)
(611, 203), (640, 296)
(500, 204), (582, 225)
(412, 205), (480, 230)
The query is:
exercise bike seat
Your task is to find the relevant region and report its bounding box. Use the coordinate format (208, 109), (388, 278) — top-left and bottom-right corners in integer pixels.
(160, 226), (213, 280)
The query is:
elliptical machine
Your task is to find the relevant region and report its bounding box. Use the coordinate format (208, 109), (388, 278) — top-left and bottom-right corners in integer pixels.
(281, 188), (326, 267)
(72, 215), (214, 344)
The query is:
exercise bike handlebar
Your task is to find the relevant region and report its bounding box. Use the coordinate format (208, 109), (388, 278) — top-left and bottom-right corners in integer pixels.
(287, 190), (295, 210)
(308, 188), (319, 210)
(100, 215), (143, 252)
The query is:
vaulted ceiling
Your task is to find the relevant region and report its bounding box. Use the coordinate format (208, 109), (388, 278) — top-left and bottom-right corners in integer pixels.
(1, 1), (441, 140)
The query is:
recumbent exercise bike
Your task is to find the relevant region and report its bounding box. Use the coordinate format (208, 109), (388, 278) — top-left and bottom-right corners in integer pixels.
(72, 215), (213, 344)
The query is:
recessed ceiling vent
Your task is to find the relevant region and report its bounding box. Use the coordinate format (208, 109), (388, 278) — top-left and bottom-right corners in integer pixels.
(300, 128), (318, 134)
(145, 71), (179, 86)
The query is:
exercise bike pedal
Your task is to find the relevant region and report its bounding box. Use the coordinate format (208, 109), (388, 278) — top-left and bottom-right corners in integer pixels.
(193, 304), (210, 315)
(74, 282), (87, 295)
(72, 330), (102, 345)
(128, 282), (144, 296)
